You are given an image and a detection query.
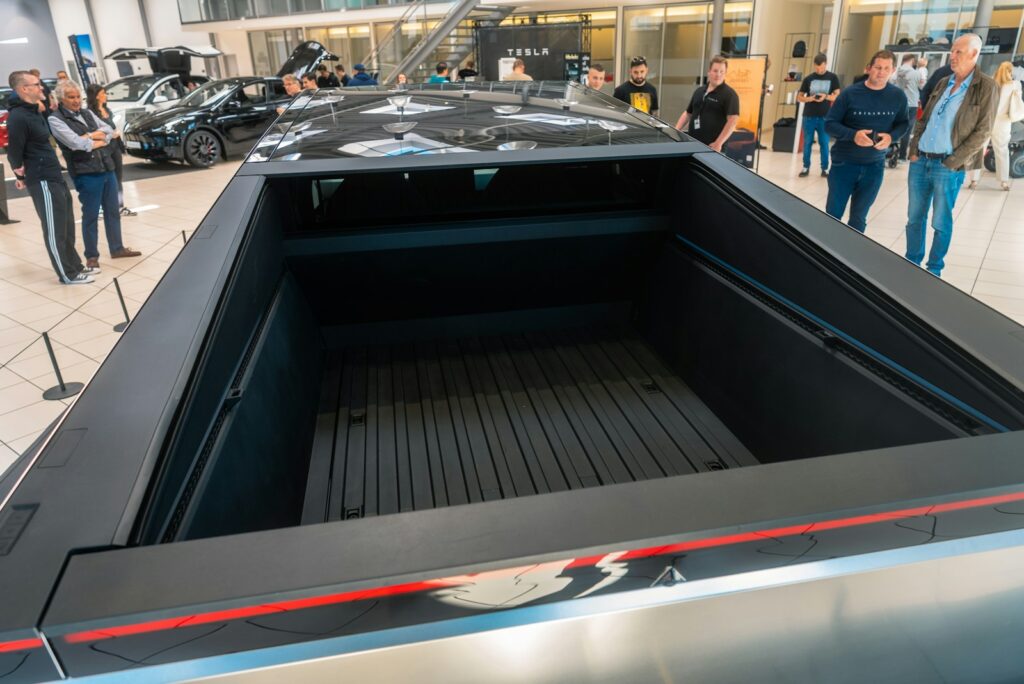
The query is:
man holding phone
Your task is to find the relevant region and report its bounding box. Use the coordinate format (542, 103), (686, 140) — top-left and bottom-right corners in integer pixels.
(797, 53), (841, 177)
(824, 50), (909, 233)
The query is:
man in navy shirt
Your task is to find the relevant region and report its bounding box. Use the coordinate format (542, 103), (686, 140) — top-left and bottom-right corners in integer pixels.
(824, 50), (909, 233)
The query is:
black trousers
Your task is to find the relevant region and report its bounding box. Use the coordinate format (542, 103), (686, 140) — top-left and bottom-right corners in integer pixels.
(28, 179), (83, 283)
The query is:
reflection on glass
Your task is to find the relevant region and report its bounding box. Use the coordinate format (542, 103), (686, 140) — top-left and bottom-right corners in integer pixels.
(498, 140), (538, 150)
(834, 0), (901, 83)
(383, 121), (418, 139)
(597, 119), (628, 145)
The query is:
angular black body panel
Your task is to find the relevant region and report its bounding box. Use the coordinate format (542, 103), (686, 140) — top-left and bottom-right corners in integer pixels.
(3, 84), (1024, 681)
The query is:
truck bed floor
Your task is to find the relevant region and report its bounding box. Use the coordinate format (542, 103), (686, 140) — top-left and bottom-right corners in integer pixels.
(302, 327), (755, 523)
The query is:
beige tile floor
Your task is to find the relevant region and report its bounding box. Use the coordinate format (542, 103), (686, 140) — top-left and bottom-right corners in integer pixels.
(1, 148), (1023, 474)
(0, 157), (240, 471)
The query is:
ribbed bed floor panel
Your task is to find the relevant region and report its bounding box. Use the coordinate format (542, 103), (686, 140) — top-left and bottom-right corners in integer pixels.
(302, 327), (755, 524)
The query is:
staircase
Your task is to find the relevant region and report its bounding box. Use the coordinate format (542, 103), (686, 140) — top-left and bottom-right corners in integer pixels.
(364, 0), (514, 85)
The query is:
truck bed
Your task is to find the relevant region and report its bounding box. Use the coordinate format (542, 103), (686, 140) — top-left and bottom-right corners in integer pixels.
(302, 327), (756, 523)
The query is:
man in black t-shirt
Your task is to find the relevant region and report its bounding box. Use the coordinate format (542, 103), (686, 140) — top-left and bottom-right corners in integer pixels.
(613, 56), (658, 115)
(676, 55), (740, 152)
(797, 53), (841, 177)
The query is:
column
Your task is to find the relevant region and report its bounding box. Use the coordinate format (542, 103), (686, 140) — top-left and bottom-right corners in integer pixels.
(710, 0), (726, 60)
(973, 0), (994, 41)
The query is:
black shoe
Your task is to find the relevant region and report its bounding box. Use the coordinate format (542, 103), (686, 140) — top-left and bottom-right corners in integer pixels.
(799, 168), (809, 177)
(821, 170), (829, 178)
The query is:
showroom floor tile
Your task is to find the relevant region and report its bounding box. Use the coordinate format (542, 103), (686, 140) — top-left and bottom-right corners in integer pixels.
(0, 157), (240, 472)
(2, 147), (1024, 475)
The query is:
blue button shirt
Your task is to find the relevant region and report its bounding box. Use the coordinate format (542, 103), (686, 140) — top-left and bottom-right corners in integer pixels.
(918, 71), (973, 155)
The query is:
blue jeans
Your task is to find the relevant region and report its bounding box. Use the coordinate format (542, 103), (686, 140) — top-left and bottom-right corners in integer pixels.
(825, 159), (884, 233)
(802, 116), (829, 170)
(72, 171), (123, 260)
(905, 157), (964, 276)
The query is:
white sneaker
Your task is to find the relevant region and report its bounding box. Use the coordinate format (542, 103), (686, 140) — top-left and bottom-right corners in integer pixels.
(81, 266), (102, 275)
(66, 273), (94, 285)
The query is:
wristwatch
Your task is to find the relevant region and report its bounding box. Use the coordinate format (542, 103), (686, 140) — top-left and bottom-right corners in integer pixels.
(13, 172), (25, 181)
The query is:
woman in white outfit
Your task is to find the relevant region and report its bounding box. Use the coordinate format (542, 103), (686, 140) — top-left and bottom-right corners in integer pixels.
(970, 61), (1020, 190)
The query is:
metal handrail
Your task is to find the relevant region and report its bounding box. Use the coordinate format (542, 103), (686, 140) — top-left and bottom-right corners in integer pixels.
(362, 0), (428, 72)
(382, 0), (480, 83)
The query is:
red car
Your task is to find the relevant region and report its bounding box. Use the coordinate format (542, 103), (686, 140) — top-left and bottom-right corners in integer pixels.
(0, 86), (11, 152)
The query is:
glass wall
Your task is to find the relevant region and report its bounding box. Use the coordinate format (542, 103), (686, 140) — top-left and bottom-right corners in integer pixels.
(178, 0), (446, 23)
(623, 2), (752, 121)
(835, 0), (1024, 83)
(249, 29), (305, 76)
(306, 25), (373, 71)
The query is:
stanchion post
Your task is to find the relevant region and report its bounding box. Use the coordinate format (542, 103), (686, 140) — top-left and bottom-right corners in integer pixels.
(182, 230), (187, 245)
(41, 331), (84, 400)
(112, 277), (131, 332)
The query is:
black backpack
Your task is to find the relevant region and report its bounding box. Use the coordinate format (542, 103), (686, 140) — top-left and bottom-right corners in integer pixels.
(792, 41), (807, 58)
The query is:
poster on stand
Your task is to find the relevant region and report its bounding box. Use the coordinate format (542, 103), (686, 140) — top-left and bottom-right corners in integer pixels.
(563, 52), (591, 85)
(723, 55), (768, 171)
(68, 34), (97, 86)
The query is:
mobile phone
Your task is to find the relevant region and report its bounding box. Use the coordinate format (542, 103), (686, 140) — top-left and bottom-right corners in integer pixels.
(871, 131), (883, 144)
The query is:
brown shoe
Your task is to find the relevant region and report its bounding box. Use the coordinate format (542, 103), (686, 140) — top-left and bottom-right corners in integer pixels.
(110, 247), (142, 258)
(86, 257), (100, 268)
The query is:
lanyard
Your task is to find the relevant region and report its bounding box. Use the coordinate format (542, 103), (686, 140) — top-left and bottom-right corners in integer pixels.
(935, 74), (971, 118)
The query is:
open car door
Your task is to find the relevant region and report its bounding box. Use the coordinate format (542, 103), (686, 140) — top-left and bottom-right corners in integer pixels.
(105, 45), (222, 82)
(275, 41), (338, 79)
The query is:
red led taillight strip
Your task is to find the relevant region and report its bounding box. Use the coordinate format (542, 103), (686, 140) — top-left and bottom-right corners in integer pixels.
(60, 489), (1024, 645)
(0, 638), (43, 653)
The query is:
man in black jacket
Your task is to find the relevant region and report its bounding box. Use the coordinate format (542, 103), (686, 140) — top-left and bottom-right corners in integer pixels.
(6, 71), (93, 284)
(49, 80), (140, 269)
(316, 63), (339, 88)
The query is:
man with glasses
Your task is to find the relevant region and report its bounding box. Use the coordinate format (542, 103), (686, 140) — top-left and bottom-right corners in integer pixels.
(614, 56), (658, 115)
(906, 33), (997, 277)
(7, 71), (94, 284)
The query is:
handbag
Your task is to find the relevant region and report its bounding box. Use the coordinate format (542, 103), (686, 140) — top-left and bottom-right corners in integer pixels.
(1009, 86), (1024, 123)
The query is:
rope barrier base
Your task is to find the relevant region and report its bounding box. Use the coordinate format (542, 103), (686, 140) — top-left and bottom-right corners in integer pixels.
(43, 381), (84, 401)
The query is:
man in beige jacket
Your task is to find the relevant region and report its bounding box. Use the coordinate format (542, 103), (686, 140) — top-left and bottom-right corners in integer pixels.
(906, 33), (997, 277)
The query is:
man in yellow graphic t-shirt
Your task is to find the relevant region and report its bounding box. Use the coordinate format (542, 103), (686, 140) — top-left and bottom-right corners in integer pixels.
(614, 56), (659, 116)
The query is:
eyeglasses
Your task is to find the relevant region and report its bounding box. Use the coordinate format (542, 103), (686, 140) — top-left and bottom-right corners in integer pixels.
(630, 57), (647, 67)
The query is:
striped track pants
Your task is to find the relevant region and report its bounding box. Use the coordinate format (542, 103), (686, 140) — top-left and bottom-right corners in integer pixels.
(27, 179), (83, 283)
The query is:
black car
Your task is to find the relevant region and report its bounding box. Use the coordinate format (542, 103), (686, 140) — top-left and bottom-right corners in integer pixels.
(123, 41), (334, 167)
(5, 83), (1024, 682)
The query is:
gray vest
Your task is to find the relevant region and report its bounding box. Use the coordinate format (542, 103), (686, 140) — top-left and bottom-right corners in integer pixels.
(52, 106), (114, 177)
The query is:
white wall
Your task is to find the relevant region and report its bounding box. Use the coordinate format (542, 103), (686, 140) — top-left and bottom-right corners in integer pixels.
(47, 0), (93, 77)
(0, 1), (65, 77)
(89, 0), (149, 79)
(142, 0), (210, 47)
(215, 30), (253, 77)
(47, 0), (219, 83)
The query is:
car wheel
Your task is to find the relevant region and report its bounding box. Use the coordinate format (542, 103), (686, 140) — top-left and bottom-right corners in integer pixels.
(984, 146), (996, 173)
(184, 130), (221, 168)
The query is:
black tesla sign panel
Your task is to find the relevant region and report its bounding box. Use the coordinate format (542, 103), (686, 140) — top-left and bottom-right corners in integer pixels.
(477, 24), (584, 81)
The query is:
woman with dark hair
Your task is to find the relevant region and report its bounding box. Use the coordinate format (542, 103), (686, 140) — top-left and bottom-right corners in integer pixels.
(85, 83), (135, 216)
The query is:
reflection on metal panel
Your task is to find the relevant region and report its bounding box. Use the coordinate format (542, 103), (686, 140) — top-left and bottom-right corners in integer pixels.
(69, 528), (1024, 682)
